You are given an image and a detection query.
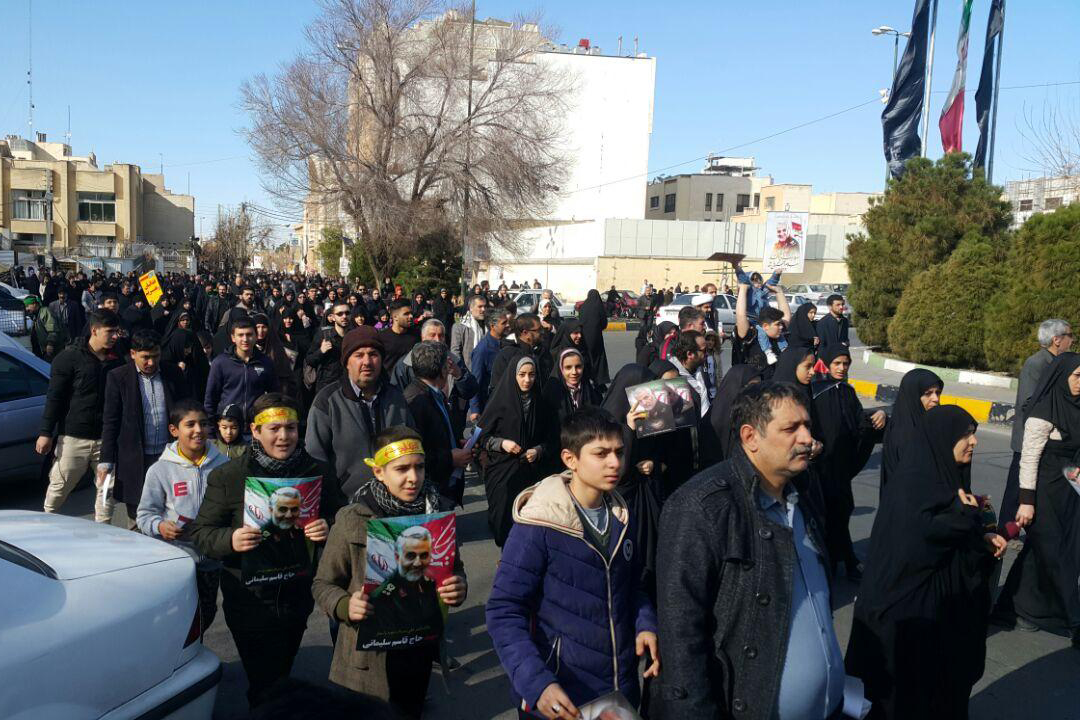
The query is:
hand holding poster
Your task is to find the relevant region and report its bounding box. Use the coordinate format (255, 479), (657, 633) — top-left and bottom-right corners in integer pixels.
(763, 211), (809, 274)
(625, 377), (698, 438)
(241, 475), (322, 586)
(138, 270), (164, 306)
(355, 511), (457, 651)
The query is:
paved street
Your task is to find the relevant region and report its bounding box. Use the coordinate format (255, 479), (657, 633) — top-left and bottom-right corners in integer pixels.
(2, 329), (1077, 719)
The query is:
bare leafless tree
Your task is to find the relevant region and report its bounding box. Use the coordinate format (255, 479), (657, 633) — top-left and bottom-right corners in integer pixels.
(240, 0), (573, 282)
(199, 206), (274, 274)
(1017, 94), (1080, 178)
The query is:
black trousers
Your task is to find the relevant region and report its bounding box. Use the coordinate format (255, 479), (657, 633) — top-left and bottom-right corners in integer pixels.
(220, 571), (309, 707)
(386, 644), (437, 719)
(196, 567), (220, 635)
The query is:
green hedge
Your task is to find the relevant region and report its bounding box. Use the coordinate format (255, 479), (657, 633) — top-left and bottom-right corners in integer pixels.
(983, 203), (1080, 373)
(888, 234), (1006, 369)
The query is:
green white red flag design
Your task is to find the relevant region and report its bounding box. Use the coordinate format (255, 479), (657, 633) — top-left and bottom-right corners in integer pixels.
(940, 0), (975, 152)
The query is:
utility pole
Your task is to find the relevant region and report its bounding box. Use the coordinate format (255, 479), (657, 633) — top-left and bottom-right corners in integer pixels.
(27, 0), (34, 138)
(920, 0), (940, 157)
(44, 170), (53, 255)
(987, 21), (1005, 183)
(460, 0), (476, 295)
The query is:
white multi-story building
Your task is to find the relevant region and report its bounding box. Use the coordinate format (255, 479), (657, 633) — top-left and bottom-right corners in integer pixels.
(476, 38), (656, 299)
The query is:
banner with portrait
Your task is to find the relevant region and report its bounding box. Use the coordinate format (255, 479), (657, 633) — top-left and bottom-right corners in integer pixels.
(355, 511), (457, 651)
(763, 211), (809, 274)
(625, 377), (698, 438)
(241, 475), (322, 586)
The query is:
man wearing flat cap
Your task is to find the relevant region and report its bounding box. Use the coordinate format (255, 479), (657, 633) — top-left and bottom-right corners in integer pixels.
(305, 325), (415, 512)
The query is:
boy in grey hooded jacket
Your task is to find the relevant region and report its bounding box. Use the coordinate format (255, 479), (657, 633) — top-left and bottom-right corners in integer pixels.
(137, 399), (229, 633)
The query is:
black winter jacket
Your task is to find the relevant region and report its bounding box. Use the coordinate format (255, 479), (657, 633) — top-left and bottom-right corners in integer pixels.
(39, 338), (125, 440)
(652, 449), (830, 720)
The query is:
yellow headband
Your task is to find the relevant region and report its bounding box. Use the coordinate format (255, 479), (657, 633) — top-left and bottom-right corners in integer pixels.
(364, 438), (425, 468)
(253, 407), (298, 427)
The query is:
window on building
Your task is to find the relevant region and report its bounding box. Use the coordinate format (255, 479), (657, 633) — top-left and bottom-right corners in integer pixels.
(716, 193), (724, 212)
(754, 193), (760, 207)
(736, 194), (751, 213)
(664, 194), (676, 213)
(649, 196), (659, 209)
(78, 192), (116, 223)
(1018, 199), (1033, 211)
(1045, 196), (1063, 210)
(765, 196), (776, 210)
(704, 193), (713, 211)
(12, 190), (49, 220)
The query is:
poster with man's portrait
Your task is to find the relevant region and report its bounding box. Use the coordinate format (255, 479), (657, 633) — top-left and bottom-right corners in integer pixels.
(241, 475), (322, 586)
(763, 211), (809, 274)
(625, 378), (698, 438)
(355, 511), (457, 651)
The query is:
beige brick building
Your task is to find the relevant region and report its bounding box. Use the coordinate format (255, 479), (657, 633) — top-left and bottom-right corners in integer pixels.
(0, 134), (195, 265)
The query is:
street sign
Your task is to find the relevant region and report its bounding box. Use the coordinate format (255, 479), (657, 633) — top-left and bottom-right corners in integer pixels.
(139, 270), (164, 306)
(338, 254), (349, 276)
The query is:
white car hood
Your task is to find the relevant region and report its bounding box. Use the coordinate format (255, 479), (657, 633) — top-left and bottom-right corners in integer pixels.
(0, 511), (189, 580)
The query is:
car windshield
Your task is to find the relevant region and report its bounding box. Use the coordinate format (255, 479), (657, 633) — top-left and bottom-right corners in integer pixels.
(807, 284), (830, 292)
(623, 290), (639, 299)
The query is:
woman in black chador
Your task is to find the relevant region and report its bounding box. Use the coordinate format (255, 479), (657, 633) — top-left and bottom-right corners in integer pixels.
(880, 368), (943, 493)
(477, 356), (555, 547)
(993, 352), (1080, 644)
(846, 406), (1005, 720)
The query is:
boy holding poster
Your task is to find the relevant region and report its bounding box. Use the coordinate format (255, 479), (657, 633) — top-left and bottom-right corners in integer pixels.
(313, 425), (467, 719)
(486, 407), (659, 720)
(189, 393), (330, 708)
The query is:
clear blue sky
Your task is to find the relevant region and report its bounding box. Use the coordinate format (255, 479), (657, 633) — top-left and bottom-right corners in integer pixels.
(2, 0), (1077, 240)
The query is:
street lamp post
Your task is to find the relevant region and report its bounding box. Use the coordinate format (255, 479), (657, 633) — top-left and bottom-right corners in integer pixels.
(872, 25), (912, 100)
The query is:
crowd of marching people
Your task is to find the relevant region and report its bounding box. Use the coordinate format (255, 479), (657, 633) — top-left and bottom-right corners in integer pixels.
(11, 259), (1080, 719)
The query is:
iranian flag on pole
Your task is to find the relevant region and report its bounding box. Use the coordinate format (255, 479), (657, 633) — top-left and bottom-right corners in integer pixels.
(939, 0), (975, 152)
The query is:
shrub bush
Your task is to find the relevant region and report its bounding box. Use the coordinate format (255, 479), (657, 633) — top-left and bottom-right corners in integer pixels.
(847, 154), (1011, 347)
(887, 233), (1006, 369)
(983, 203), (1080, 373)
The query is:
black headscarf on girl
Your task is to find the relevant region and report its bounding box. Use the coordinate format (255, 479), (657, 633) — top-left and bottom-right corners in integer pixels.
(637, 321), (677, 366)
(1024, 352), (1080, 439)
(788, 303), (817, 351)
(479, 355), (541, 447)
(549, 319), (591, 377)
(703, 364), (763, 463)
(810, 345), (863, 451)
(542, 347), (601, 420)
(880, 368), (944, 491)
(773, 345), (815, 403)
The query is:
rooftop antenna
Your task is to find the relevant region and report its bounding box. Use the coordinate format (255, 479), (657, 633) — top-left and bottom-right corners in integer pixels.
(634, 36), (639, 55)
(66, 105), (71, 146)
(27, 0), (34, 138)
(617, 36), (623, 56)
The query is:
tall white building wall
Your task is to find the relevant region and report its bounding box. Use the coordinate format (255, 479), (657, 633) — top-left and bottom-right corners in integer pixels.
(482, 50), (656, 301)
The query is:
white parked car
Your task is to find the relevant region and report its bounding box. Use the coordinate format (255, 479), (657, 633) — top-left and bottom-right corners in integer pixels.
(0, 330), (51, 482)
(0, 511), (221, 719)
(655, 293), (737, 334)
(785, 283), (836, 304)
(770, 293), (850, 320)
(510, 289), (577, 318)
(0, 284), (31, 336)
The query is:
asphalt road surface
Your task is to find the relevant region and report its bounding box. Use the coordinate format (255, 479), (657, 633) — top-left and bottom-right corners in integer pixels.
(2, 329), (1077, 719)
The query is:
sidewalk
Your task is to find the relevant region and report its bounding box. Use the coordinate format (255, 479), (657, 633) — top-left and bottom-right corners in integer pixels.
(848, 345), (1017, 426)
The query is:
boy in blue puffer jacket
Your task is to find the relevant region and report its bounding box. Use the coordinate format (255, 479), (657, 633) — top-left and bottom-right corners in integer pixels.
(486, 408), (659, 719)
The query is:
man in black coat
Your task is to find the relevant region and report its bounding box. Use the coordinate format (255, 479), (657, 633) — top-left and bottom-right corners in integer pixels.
(653, 382), (843, 720)
(304, 301), (350, 392)
(817, 294), (850, 354)
(99, 328), (191, 524)
(488, 313), (544, 393)
(403, 341), (472, 505)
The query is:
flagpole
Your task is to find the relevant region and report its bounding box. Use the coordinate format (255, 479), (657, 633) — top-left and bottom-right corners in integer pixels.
(987, 23), (1004, 183)
(921, 0), (940, 157)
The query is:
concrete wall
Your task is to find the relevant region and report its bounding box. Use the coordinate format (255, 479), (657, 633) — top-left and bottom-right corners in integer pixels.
(142, 174), (195, 251)
(596, 256), (850, 291)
